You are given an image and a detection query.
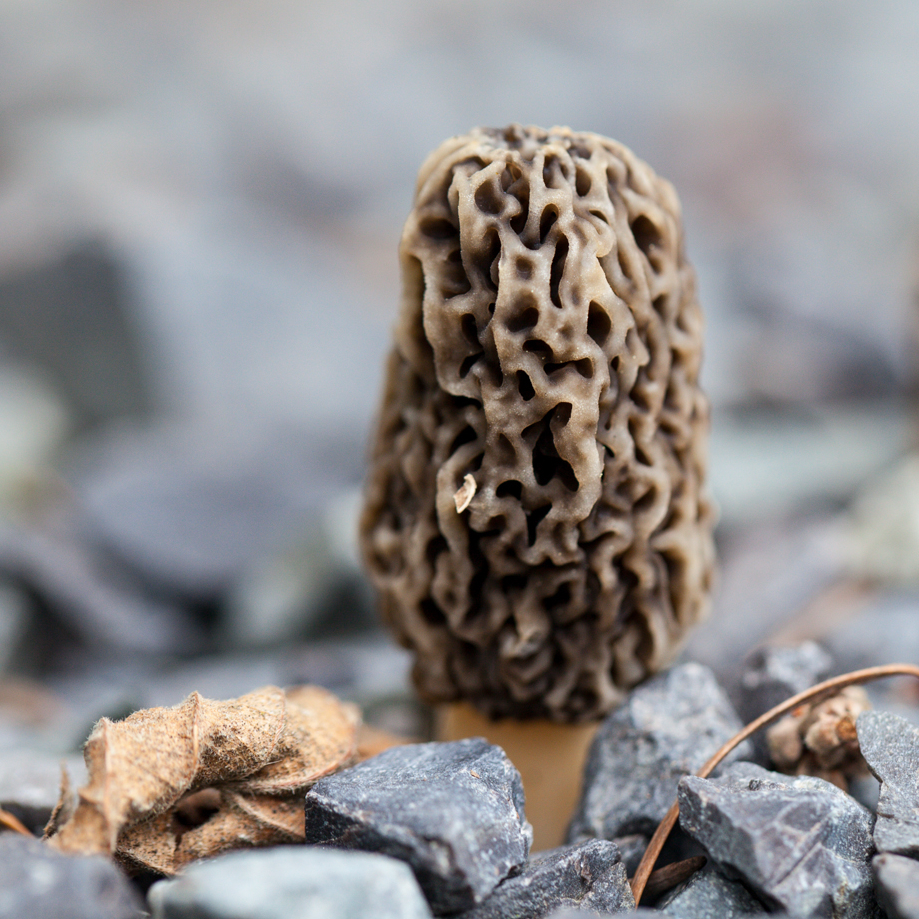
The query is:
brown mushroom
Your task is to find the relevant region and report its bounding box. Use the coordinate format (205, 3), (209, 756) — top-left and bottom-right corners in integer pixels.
(360, 124), (715, 846)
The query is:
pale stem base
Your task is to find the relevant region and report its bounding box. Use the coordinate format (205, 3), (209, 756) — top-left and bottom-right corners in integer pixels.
(436, 702), (599, 851)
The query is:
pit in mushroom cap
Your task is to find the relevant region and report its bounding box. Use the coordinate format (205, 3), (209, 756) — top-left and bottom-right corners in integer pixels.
(361, 124), (715, 723)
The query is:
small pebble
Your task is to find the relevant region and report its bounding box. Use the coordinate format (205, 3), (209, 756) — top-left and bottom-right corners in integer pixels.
(736, 642), (833, 763)
(656, 864), (766, 917)
(148, 846), (432, 919)
(455, 840), (634, 919)
(872, 852), (919, 919)
(0, 834), (141, 919)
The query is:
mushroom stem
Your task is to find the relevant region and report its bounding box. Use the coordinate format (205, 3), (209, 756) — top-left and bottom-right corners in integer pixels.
(437, 702), (598, 850)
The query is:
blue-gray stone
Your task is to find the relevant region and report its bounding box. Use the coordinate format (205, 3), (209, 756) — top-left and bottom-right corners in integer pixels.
(545, 909), (655, 919)
(612, 834), (648, 877)
(456, 840), (634, 919)
(872, 852), (919, 919)
(678, 762), (879, 919)
(657, 865), (766, 917)
(568, 662), (752, 843)
(304, 738), (531, 914)
(737, 642), (833, 764)
(148, 846), (432, 919)
(0, 834), (141, 919)
(738, 642), (834, 723)
(856, 711), (919, 856)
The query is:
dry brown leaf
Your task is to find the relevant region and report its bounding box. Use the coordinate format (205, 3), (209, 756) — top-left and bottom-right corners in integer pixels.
(172, 790), (304, 866)
(46, 684), (359, 874)
(42, 764), (76, 842)
(766, 685), (871, 788)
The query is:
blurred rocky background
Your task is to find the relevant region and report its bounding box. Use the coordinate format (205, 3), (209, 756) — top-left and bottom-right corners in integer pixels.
(2, 0), (919, 759)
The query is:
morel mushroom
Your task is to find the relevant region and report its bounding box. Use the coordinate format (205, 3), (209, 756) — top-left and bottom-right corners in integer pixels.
(360, 124), (714, 842)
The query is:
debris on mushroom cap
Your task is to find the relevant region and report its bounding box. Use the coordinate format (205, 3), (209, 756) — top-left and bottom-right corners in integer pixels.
(454, 473), (477, 513)
(360, 124), (715, 722)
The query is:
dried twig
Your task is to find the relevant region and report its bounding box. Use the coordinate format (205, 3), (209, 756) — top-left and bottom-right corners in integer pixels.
(630, 663), (919, 904)
(0, 807), (33, 837)
(642, 855), (707, 901)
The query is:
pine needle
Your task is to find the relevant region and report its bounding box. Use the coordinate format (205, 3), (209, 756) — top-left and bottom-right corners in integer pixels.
(0, 807), (33, 837)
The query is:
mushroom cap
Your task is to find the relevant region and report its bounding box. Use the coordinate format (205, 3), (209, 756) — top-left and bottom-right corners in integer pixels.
(360, 125), (715, 723)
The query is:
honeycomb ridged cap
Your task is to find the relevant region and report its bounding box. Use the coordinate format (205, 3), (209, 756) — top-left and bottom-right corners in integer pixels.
(360, 125), (716, 722)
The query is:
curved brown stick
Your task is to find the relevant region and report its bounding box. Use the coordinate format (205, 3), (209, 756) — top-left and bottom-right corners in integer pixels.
(629, 663), (919, 904)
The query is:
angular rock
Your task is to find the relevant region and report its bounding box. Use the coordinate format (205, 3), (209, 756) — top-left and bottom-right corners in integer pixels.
(0, 579), (32, 675)
(304, 738), (531, 914)
(0, 519), (197, 667)
(568, 662), (752, 842)
(738, 642), (834, 722)
(872, 853), (919, 919)
(65, 422), (364, 601)
(857, 710), (919, 856)
(0, 833), (141, 919)
(678, 763), (879, 919)
(737, 642), (833, 763)
(657, 865), (766, 917)
(545, 909), (655, 919)
(612, 834), (648, 877)
(456, 840), (633, 919)
(148, 846), (432, 919)
(0, 241), (154, 431)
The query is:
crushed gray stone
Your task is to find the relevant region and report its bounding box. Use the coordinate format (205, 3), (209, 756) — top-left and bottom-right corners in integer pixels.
(148, 845), (432, 919)
(736, 642), (833, 764)
(455, 840), (634, 919)
(303, 737), (531, 914)
(656, 864), (766, 917)
(872, 852), (919, 919)
(678, 762), (879, 919)
(568, 662), (752, 843)
(0, 834), (141, 919)
(857, 710), (919, 856)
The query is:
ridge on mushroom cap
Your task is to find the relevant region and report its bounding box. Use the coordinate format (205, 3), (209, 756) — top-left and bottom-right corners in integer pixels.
(360, 124), (715, 723)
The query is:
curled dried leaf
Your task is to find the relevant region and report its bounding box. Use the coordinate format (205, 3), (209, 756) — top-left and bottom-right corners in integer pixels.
(46, 685), (359, 874)
(42, 764), (76, 841)
(766, 685), (871, 788)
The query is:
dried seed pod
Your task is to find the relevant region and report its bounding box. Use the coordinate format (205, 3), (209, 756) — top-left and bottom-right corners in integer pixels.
(766, 685), (871, 788)
(361, 125), (715, 723)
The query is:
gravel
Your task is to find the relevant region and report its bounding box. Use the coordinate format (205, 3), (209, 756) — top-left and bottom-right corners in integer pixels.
(303, 737), (531, 914)
(568, 662), (752, 843)
(856, 710), (919, 856)
(678, 762), (879, 919)
(0, 834), (142, 919)
(455, 840), (634, 919)
(148, 846), (432, 919)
